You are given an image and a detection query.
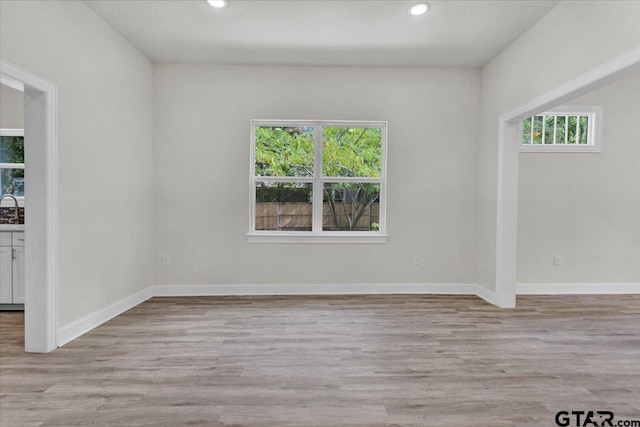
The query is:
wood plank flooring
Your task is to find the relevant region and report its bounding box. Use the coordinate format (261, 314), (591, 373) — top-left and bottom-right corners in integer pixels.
(1, 295), (639, 426)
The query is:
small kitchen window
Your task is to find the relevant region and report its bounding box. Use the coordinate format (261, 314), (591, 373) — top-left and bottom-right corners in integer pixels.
(519, 106), (602, 153)
(0, 129), (25, 207)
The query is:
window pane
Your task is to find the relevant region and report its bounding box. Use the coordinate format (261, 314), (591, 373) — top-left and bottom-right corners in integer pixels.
(556, 116), (566, 144)
(0, 136), (24, 163)
(323, 127), (381, 177)
(579, 116), (589, 144)
(255, 126), (314, 177)
(532, 116), (543, 144)
(0, 168), (24, 196)
(567, 116), (578, 144)
(522, 118), (532, 144)
(544, 115), (554, 144)
(255, 182), (312, 231)
(322, 182), (380, 231)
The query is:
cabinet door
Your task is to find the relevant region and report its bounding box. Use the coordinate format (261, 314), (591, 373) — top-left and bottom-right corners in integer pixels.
(12, 247), (25, 304)
(0, 232), (11, 247)
(0, 247), (12, 304)
(12, 232), (25, 247)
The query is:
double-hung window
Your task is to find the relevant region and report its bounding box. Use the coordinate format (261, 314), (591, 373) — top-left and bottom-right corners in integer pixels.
(520, 106), (602, 152)
(248, 120), (388, 243)
(0, 129), (25, 206)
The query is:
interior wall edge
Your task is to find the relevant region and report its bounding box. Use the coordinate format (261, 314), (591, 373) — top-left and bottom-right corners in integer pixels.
(56, 286), (155, 347)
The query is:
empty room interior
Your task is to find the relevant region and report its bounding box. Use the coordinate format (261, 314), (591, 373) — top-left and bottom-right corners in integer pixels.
(0, 0), (639, 426)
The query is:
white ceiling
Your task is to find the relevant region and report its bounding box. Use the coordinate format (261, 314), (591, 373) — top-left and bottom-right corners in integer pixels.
(84, 0), (559, 68)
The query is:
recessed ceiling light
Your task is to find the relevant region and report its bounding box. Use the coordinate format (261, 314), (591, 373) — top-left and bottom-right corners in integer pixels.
(207, 0), (228, 8)
(409, 3), (429, 16)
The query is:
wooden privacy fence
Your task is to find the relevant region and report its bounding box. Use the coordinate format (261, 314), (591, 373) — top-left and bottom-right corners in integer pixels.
(256, 202), (379, 231)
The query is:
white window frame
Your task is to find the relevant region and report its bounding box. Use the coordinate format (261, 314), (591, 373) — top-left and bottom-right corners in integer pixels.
(0, 128), (25, 207)
(247, 119), (388, 244)
(519, 105), (603, 153)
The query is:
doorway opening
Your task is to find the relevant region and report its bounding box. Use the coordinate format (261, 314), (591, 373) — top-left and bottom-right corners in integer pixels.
(494, 47), (640, 308)
(1, 59), (58, 353)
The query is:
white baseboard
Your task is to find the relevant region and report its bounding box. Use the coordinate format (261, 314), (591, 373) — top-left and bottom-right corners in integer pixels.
(517, 282), (640, 295)
(54, 282), (639, 348)
(153, 283), (479, 297)
(56, 286), (154, 347)
(474, 284), (498, 306)
(56, 283), (479, 347)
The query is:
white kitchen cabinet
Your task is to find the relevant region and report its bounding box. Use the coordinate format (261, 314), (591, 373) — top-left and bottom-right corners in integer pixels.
(0, 246), (12, 303)
(12, 246), (25, 304)
(0, 231), (25, 306)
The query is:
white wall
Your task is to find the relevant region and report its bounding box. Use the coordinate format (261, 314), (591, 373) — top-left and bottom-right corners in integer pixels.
(517, 72), (640, 283)
(0, 1), (154, 326)
(154, 65), (479, 287)
(478, 1), (640, 291)
(3, 0), (635, 320)
(0, 84), (23, 129)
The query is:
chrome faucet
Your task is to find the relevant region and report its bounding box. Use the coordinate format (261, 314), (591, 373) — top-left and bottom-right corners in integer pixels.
(0, 194), (20, 224)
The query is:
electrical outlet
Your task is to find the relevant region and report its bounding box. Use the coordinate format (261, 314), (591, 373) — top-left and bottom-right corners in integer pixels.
(553, 255), (561, 266)
(414, 255), (421, 265)
(162, 255), (171, 266)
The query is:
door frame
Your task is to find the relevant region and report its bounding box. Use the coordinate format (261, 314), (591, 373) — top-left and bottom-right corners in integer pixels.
(1, 59), (58, 352)
(494, 46), (640, 308)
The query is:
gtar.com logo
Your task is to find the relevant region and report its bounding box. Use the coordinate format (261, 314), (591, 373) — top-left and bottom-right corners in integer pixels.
(555, 411), (614, 427)
(555, 411), (640, 427)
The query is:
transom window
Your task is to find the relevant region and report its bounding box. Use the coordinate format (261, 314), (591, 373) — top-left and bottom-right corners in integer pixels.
(520, 106), (602, 152)
(0, 129), (25, 205)
(248, 120), (388, 243)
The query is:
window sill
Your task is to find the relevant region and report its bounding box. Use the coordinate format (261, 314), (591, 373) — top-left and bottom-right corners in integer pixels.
(246, 232), (389, 244)
(519, 144), (601, 153)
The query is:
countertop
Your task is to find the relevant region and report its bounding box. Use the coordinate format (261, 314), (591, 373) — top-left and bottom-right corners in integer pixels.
(0, 224), (25, 231)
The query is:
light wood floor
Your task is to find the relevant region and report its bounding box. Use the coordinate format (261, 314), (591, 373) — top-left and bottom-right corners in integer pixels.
(1, 295), (639, 426)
